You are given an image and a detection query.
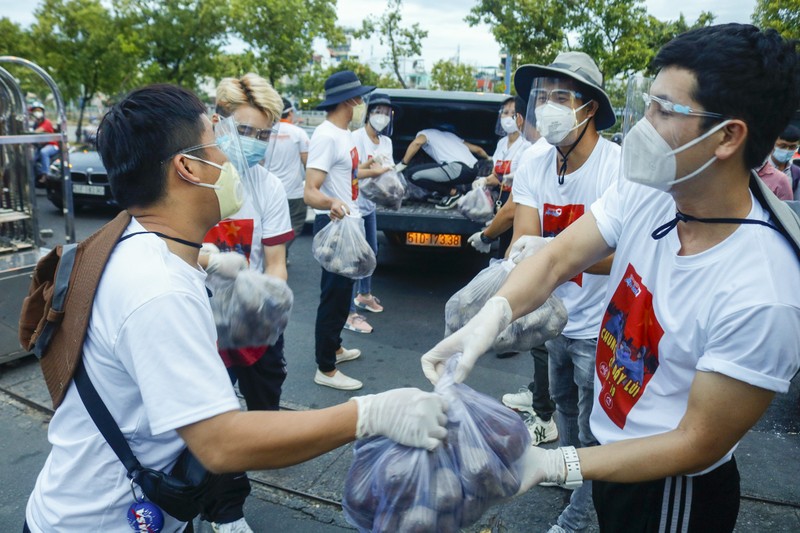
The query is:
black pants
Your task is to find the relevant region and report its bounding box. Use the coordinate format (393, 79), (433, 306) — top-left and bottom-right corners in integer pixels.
(205, 336), (288, 524)
(593, 457), (740, 533)
(229, 334), (287, 411)
(407, 161), (477, 195)
(530, 343), (556, 420)
(314, 214), (355, 372)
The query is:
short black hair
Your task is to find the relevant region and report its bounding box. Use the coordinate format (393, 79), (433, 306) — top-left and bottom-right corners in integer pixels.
(514, 95), (526, 116)
(97, 84), (207, 209)
(780, 125), (800, 143)
(653, 24), (800, 169)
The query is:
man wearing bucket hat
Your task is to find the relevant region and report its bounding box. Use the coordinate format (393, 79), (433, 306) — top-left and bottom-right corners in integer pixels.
(498, 50), (620, 533)
(422, 24), (800, 532)
(304, 70), (383, 390)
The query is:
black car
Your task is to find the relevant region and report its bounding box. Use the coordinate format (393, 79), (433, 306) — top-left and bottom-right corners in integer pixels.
(45, 147), (117, 210)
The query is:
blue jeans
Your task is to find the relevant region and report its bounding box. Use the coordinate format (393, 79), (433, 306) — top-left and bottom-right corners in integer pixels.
(350, 210), (377, 312)
(546, 334), (599, 532)
(35, 144), (59, 176)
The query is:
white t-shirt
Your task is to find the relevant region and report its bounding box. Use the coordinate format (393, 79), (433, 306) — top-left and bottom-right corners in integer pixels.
(268, 121), (309, 200)
(492, 135), (531, 188)
(307, 119), (360, 216)
(417, 128), (477, 167)
(590, 180), (800, 473)
(204, 165), (293, 273)
(352, 126), (394, 215)
(26, 218), (241, 532)
(513, 137), (621, 338)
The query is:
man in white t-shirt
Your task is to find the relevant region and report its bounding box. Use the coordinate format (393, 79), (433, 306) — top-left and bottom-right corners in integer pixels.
(501, 51), (620, 533)
(269, 97), (310, 252)
(397, 125), (492, 209)
(304, 70), (388, 391)
(25, 84), (450, 532)
(422, 24), (800, 532)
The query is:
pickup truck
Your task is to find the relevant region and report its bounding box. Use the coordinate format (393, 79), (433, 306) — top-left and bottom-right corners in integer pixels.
(373, 89), (508, 249)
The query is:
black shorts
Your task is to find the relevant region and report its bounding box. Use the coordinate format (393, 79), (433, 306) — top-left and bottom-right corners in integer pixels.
(592, 456), (740, 533)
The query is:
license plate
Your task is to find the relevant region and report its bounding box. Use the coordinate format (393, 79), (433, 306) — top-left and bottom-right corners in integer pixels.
(405, 232), (462, 247)
(73, 184), (105, 196)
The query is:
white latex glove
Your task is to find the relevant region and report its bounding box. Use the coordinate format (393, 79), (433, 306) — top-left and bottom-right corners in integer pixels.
(420, 296), (512, 384)
(351, 388), (449, 450)
(509, 235), (552, 264)
(516, 446), (567, 494)
(206, 252), (248, 278)
(394, 162), (407, 173)
(471, 177), (487, 190)
(467, 231), (491, 253)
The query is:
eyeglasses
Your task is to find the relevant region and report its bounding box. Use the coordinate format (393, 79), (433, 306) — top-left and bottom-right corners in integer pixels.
(162, 142), (220, 165)
(531, 89), (584, 106)
(236, 123), (274, 142)
(642, 93), (724, 119)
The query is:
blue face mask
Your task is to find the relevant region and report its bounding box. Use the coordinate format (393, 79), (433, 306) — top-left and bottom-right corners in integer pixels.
(239, 136), (269, 167)
(772, 147), (796, 164)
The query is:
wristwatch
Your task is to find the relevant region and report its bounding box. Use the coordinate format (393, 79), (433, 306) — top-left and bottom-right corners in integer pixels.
(479, 232), (497, 244)
(560, 446), (583, 489)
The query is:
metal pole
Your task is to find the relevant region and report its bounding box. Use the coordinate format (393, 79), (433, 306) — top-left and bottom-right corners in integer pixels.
(505, 48), (512, 95)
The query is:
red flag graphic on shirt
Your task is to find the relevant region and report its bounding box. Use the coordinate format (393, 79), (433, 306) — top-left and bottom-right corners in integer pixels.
(351, 147), (359, 201)
(204, 219), (254, 262)
(542, 203), (584, 285)
(595, 263), (664, 429)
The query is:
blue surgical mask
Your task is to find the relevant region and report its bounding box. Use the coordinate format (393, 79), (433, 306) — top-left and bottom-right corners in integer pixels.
(772, 147), (796, 164)
(239, 136), (268, 167)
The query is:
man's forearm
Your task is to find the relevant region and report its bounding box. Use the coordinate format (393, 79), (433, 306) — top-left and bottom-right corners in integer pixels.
(484, 201), (516, 240)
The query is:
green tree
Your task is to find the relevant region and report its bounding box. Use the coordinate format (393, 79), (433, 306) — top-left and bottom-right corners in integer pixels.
(752, 0), (800, 41)
(354, 0), (428, 88)
(0, 18), (33, 57)
(114, 0), (230, 92)
(31, 0), (139, 140)
(466, 0), (575, 66)
(430, 60), (476, 91)
(232, 0), (343, 84)
(644, 12), (714, 74)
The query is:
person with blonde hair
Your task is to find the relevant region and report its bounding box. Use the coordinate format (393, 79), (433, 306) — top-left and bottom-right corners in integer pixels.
(199, 72), (294, 533)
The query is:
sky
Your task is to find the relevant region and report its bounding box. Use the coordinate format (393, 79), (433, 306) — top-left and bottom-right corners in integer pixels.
(1, 0), (758, 72)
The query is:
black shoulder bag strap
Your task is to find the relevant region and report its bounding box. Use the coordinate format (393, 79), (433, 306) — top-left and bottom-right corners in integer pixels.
(73, 359), (144, 478)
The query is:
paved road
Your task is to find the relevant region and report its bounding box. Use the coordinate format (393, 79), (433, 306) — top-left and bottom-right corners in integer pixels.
(2, 196), (799, 531)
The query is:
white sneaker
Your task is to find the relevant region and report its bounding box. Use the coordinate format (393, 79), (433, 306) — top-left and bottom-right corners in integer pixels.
(502, 388), (537, 416)
(314, 369), (363, 390)
(211, 517), (254, 533)
(336, 347), (361, 364)
(524, 414), (559, 445)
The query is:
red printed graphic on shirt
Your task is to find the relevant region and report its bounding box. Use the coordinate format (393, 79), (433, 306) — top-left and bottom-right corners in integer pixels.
(596, 263), (663, 429)
(542, 203), (584, 286)
(204, 219), (254, 262)
(351, 147), (359, 201)
(495, 160), (513, 191)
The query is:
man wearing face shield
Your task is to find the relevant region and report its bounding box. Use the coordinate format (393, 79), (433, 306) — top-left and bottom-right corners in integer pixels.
(195, 73), (294, 533)
(497, 51), (620, 533)
(304, 70), (386, 390)
(421, 24), (800, 532)
(344, 92), (397, 333)
(24, 84), (450, 532)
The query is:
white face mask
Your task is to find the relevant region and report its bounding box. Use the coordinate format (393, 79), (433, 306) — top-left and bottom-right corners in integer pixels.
(369, 113), (390, 132)
(350, 100), (367, 126)
(622, 117), (731, 191)
(500, 116), (518, 134)
(534, 101), (590, 145)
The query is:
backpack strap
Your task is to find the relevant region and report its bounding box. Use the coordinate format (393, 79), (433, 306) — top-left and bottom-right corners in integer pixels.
(32, 243), (77, 359)
(750, 171), (800, 260)
(39, 210), (132, 409)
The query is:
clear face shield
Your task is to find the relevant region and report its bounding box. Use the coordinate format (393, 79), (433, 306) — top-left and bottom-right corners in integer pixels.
(525, 77), (592, 146)
(495, 100), (520, 136)
(621, 75), (730, 190)
(367, 103), (395, 136)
